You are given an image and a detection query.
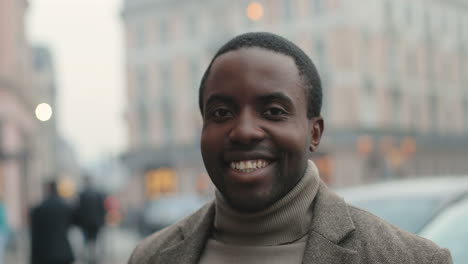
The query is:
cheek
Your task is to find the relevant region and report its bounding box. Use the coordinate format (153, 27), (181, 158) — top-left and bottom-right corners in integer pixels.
(273, 126), (309, 155)
(201, 126), (224, 160)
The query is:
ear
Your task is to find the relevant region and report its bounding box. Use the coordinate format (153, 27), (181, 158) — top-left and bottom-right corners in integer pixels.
(309, 116), (324, 152)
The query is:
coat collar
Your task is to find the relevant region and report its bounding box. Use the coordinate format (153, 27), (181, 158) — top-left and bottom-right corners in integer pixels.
(154, 181), (358, 264)
(303, 182), (359, 263)
(154, 203), (215, 264)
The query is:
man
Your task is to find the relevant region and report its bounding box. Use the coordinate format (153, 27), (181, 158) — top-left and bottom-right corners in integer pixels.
(74, 176), (106, 264)
(129, 32), (452, 263)
(30, 180), (74, 264)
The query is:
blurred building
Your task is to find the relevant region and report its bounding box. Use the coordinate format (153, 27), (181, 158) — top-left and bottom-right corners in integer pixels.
(0, 0), (79, 231)
(0, 0), (41, 230)
(31, 46), (58, 197)
(31, 46), (81, 200)
(121, 0), (468, 205)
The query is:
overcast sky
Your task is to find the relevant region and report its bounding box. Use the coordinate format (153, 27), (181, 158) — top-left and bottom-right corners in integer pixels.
(27, 0), (125, 164)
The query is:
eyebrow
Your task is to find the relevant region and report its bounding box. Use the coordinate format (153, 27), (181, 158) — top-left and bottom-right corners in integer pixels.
(204, 92), (294, 109)
(205, 94), (236, 108)
(256, 92), (294, 107)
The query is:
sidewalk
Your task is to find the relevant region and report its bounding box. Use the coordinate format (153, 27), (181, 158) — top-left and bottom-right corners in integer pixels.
(4, 226), (141, 264)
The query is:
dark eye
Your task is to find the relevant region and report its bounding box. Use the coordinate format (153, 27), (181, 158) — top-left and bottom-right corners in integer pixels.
(263, 107), (287, 120)
(211, 108), (233, 121)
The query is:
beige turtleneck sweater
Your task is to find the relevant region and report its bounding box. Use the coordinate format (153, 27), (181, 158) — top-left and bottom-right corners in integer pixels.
(198, 160), (320, 264)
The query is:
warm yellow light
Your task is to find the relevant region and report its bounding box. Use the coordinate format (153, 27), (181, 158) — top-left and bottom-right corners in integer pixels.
(357, 135), (373, 155)
(247, 2), (264, 21)
(35, 103), (53, 122)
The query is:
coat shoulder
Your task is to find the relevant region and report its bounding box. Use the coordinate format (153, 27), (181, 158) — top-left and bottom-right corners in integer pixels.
(347, 205), (452, 263)
(128, 202), (213, 264)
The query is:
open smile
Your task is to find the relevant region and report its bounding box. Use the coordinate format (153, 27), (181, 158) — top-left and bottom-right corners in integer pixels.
(228, 159), (272, 173)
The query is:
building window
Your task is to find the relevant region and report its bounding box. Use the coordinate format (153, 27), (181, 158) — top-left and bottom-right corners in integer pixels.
(136, 66), (149, 145)
(314, 39), (328, 115)
(187, 15), (197, 38)
(387, 44), (397, 74)
(311, 0), (323, 14)
(159, 18), (169, 43)
(406, 53), (417, 77)
(283, 0), (293, 21)
(405, 3), (412, 26)
(160, 64), (173, 145)
(383, 0), (393, 26)
(457, 18), (464, 44)
(440, 10), (447, 33)
(390, 88), (402, 128)
(0, 120), (3, 157)
(138, 103), (149, 146)
(362, 78), (377, 128)
(423, 8), (431, 40)
(315, 39), (325, 71)
(429, 94), (438, 132)
(410, 99), (419, 132)
(361, 30), (370, 68)
(190, 59), (200, 105)
(137, 66), (148, 100)
(464, 99), (468, 132)
(135, 24), (146, 49)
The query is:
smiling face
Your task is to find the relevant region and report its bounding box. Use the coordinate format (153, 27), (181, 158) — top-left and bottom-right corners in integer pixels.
(201, 47), (323, 213)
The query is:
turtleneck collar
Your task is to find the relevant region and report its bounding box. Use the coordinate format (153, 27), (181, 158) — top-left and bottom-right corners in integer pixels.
(213, 160), (321, 246)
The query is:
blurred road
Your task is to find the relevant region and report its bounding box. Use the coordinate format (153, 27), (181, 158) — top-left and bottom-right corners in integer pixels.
(5, 226), (141, 264)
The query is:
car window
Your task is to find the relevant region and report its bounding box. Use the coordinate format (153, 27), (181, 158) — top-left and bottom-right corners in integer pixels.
(349, 197), (439, 233)
(420, 198), (468, 264)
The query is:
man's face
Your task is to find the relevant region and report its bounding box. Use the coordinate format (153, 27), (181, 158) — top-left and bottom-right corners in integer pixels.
(201, 47), (323, 212)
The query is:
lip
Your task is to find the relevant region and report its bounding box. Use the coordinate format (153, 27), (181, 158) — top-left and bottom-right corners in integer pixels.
(223, 151), (276, 164)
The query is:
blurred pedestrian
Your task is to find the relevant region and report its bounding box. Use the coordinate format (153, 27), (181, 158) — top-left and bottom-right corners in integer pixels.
(74, 176), (106, 264)
(0, 200), (9, 264)
(30, 180), (74, 264)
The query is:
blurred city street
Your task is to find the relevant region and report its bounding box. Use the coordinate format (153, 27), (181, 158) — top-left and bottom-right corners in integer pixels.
(5, 226), (141, 264)
(1, 0), (468, 263)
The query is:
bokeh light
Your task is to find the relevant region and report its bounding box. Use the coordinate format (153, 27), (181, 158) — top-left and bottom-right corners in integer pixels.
(246, 2), (264, 21)
(35, 103), (53, 122)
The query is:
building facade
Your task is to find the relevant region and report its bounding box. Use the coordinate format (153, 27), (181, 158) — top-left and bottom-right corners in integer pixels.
(0, 0), (41, 230)
(121, 0), (468, 205)
(0, 0), (75, 230)
(32, 46), (81, 199)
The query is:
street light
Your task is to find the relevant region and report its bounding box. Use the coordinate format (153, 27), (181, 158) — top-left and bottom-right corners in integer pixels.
(35, 103), (53, 122)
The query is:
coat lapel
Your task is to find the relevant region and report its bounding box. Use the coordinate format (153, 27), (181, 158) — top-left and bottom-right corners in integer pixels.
(303, 182), (359, 264)
(152, 203), (215, 264)
(149, 181), (359, 264)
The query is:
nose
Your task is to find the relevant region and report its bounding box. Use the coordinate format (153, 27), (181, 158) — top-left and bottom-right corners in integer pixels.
(228, 111), (266, 145)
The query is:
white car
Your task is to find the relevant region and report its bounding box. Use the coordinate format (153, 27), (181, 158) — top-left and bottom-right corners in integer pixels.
(335, 176), (468, 234)
(419, 196), (468, 264)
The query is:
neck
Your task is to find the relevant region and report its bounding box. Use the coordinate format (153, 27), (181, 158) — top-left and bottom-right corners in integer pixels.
(213, 160), (321, 246)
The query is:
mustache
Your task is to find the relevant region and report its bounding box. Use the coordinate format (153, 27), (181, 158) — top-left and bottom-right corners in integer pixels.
(225, 143), (272, 153)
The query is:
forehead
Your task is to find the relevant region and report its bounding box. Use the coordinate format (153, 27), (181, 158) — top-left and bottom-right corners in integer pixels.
(204, 47), (304, 99)
(210, 47), (298, 81)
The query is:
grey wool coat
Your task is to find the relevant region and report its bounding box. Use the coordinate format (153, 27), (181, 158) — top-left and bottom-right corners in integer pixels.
(128, 182), (452, 264)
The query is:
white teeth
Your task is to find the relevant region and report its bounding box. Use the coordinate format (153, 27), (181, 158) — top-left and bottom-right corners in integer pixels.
(229, 159), (270, 173)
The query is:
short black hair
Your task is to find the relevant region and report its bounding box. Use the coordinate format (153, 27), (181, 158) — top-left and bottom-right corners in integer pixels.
(198, 32), (322, 119)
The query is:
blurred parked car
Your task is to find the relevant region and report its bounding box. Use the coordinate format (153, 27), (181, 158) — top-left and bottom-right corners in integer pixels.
(141, 194), (211, 236)
(419, 196), (468, 264)
(335, 176), (468, 234)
